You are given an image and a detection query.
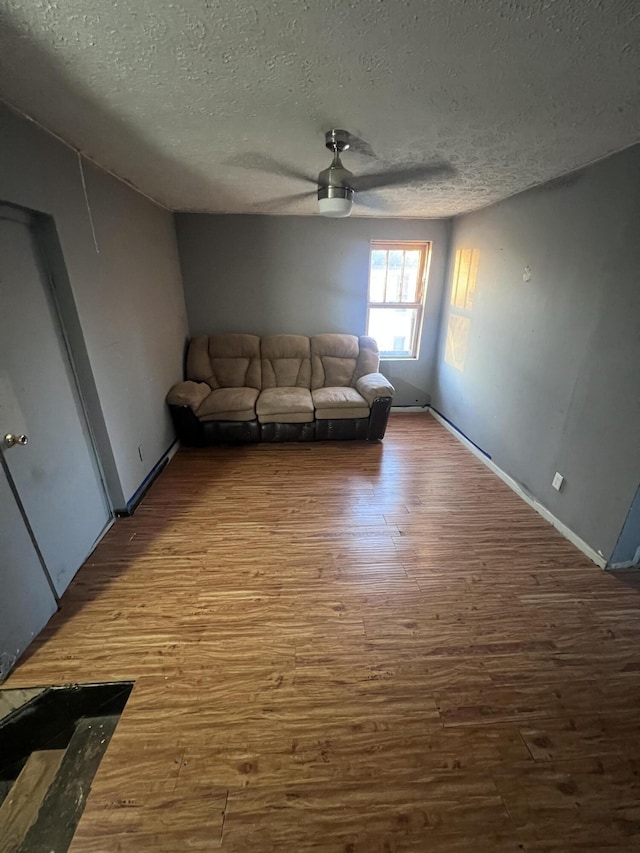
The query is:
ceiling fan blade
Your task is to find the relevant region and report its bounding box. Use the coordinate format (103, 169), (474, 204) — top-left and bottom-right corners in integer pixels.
(351, 162), (455, 193)
(254, 190), (317, 212)
(345, 133), (377, 158)
(355, 192), (391, 212)
(227, 153), (317, 185)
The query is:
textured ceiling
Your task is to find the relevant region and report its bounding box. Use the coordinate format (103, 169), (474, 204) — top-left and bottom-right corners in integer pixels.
(1, 0), (639, 217)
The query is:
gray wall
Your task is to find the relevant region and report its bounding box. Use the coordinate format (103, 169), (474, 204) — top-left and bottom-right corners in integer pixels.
(611, 486), (640, 567)
(432, 145), (640, 561)
(175, 214), (449, 406)
(0, 103), (188, 507)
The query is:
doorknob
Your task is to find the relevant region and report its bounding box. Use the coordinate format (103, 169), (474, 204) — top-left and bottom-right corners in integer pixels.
(4, 433), (28, 448)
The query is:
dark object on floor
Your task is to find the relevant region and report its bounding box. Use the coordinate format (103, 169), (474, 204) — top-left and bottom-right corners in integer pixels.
(0, 682), (132, 851)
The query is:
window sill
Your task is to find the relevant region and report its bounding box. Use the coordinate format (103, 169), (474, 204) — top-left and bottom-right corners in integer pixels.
(380, 356), (420, 362)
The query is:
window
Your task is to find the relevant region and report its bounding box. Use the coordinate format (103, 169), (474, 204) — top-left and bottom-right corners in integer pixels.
(367, 241), (431, 359)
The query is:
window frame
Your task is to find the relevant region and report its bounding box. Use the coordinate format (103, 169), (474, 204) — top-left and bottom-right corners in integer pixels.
(366, 240), (432, 360)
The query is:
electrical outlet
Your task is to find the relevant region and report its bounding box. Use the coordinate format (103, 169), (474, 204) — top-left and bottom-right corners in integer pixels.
(138, 444), (144, 462)
(552, 472), (564, 491)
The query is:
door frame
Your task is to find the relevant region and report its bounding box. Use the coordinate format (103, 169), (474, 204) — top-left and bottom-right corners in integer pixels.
(0, 452), (59, 603)
(0, 202), (114, 570)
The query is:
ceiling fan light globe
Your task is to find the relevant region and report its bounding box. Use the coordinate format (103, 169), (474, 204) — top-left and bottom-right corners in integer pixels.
(318, 196), (353, 217)
(317, 184), (354, 218)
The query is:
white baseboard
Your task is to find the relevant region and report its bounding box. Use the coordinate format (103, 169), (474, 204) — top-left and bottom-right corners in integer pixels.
(391, 406), (430, 413)
(166, 438), (180, 463)
(428, 408), (607, 569)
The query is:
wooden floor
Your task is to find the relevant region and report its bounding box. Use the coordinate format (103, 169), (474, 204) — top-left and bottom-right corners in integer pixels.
(6, 413), (640, 851)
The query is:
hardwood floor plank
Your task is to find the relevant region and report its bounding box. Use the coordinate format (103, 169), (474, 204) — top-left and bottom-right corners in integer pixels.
(4, 414), (640, 850)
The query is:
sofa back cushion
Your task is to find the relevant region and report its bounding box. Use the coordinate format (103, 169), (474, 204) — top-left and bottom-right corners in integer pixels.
(353, 336), (380, 382)
(311, 334), (360, 390)
(261, 335), (311, 389)
(187, 334), (262, 390)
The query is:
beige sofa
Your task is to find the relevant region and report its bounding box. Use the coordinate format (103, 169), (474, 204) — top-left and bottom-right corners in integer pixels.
(167, 333), (395, 444)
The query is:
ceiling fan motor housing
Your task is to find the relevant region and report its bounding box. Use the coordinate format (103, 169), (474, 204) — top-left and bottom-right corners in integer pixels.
(317, 143), (355, 217)
(325, 129), (351, 153)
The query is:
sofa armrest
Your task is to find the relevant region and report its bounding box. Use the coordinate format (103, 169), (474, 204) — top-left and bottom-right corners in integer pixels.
(166, 380), (210, 413)
(356, 372), (395, 406)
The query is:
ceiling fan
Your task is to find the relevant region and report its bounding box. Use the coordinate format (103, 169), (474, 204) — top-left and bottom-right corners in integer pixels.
(233, 130), (455, 217)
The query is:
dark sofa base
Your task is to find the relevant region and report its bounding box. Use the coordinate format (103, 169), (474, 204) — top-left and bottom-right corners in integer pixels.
(170, 397), (392, 446)
(260, 422), (316, 442)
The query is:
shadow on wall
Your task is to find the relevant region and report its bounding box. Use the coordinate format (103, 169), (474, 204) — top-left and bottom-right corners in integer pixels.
(384, 375), (430, 408)
(177, 215), (369, 338)
(253, 218), (367, 336)
(0, 14), (223, 209)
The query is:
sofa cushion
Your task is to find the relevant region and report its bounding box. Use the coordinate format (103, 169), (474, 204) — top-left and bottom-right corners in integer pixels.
(311, 334), (359, 390)
(353, 336), (381, 382)
(196, 387), (259, 422)
(315, 406), (371, 420)
(355, 372), (395, 405)
(166, 380), (211, 412)
(312, 386), (370, 420)
(256, 387), (314, 424)
(187, 334), (262, 390)
(186, 335), (214, 382)
(261, 335), (311, 389)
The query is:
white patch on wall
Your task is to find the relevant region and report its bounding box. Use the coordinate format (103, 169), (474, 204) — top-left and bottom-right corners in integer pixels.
(445, 315), (471, 372)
